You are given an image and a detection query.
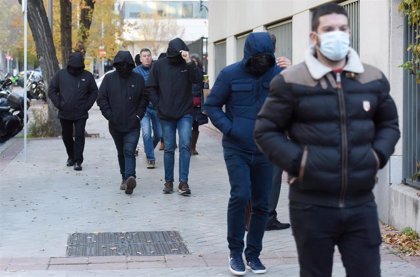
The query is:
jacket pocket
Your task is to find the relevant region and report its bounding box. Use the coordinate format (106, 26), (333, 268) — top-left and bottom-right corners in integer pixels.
(298, 146), (308, 183)
(371, 148), (380, 172)
(231, 81), (254, 106)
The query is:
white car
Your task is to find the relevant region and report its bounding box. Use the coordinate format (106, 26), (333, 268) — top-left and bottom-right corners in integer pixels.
(95, 69), (115, 88)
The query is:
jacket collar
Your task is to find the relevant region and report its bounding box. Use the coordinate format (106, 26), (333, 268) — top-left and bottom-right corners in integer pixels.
(305, 45), (364, 80)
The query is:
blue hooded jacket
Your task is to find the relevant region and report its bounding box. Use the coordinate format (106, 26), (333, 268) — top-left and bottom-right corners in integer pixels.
(204, 32), (282, 153)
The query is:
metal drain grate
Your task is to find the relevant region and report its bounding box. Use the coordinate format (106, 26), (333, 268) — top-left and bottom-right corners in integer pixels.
(66, 231), (190, 256)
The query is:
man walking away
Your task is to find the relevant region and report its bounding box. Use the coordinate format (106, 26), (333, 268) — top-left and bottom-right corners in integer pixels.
(147, 38), (203, 196)
(255, 3), (400, 277)
(134, 48), (162, 169)
(97, 50), (148, 195)
(48, 52), (98, 171)
(204, 32), (284, 276)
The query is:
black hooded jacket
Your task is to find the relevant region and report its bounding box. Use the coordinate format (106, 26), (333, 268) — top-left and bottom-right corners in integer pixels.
(48, 52), (98, 120)
(147, 38), (203, 120)
(96, 51), (148, 132)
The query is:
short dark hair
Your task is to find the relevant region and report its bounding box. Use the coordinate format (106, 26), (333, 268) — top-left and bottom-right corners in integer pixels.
(311, 3), (348, 31)
(140, 48), (151, 55)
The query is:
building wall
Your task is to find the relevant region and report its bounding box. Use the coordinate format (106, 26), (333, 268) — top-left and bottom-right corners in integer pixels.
(208, 0), (419, 233)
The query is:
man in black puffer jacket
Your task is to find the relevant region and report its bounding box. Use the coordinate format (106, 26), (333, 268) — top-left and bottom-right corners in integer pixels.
(254, 3), (400, 277)
(97, 50), (148, 195)
(147, 38), (202, 196)
(48, 52), (98, 171)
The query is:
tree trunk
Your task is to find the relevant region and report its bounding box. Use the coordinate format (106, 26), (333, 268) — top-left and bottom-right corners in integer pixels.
(78, 0), (95, 49)
(60, 0), (72, 68)
(19, 0), (61, 136)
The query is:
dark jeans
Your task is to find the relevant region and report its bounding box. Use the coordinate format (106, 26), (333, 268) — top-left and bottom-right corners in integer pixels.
(223, 148), (273, 259)
(160, 114), (193, 182)
(109, 127), (140, 180)
(290, 200), (381, 277)
(268, 165), (283, 221)
(60, 118), (87, 164)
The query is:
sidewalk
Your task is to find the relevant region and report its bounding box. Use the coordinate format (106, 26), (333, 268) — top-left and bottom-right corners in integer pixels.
(0, 104), (419, 277)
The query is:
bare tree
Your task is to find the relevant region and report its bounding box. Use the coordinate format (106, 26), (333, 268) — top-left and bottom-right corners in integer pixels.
(18, 0), (61, 135)
(77, 0), (95, 53)
(60, 0), (72, 68)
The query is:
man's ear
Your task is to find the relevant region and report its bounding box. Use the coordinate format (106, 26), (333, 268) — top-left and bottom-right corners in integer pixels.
(309, 31), (318, 46)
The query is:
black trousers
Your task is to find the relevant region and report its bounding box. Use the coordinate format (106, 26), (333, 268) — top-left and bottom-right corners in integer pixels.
(60, 118), (87, 164)
(268, 165), (282, 221)
(290, 200), (381, 277)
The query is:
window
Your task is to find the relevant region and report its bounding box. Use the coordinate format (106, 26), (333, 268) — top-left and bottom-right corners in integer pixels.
(214, 40), (226, 78)
(236, 32), (251, 61)
(123, 1), (207, 19)
(403, 19), (420, 189)
(340, 0), (360, 53)
(266, 20), (292, 61)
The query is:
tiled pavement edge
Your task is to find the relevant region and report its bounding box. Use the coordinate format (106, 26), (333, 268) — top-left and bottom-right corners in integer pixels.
(0, 104), (419, 277)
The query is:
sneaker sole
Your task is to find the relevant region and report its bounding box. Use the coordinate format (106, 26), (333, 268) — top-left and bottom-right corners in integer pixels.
(163, 189), (173, 194)
(229, 258), (246, 276)
(178, 189), (191, 196)
(125, 177), (136, 195)
(246, 265), (267, 274)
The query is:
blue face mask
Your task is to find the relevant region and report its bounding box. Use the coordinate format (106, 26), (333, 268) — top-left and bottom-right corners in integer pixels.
(318, 31), (350, 61)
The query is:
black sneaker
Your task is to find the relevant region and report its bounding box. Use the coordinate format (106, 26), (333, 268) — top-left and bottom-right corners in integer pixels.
(66, 158), (75, 167)
(229, 255), (245, 276)
(178, 182), (191, 196)
(73, 163), (82, 171)
(163, 181), (174, 194)
(147, 160), (155, 169)
(246, 257), (266, 274)
(125, 176), (136, 195)
(265, 218), (291, 231)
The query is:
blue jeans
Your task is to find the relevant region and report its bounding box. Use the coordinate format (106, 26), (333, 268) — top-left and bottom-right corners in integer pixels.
(109, 127), (140, 180)
(141, 107), (162, 161)
(223, 148), (273, 259)
(160, 114), (193, 182)
(290, 201), (381, 277)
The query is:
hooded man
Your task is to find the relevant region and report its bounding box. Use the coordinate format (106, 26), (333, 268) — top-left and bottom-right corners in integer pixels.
(254, 3), (400, 276)
(48, 52), (98, 171)
(147, 38), (203, 196)
(97, 50), (148, 195)
(204, 32), (283, 275)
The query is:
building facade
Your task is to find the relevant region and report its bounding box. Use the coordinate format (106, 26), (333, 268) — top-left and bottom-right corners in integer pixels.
(208, 0), (420, 233)
(116, 0), (208, 58)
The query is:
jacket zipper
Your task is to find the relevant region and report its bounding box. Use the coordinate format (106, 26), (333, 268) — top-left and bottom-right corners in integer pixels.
(334, 70), (348, 208)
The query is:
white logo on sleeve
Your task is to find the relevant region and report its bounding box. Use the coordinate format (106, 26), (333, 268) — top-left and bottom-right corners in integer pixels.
(363, 100), (371, 112)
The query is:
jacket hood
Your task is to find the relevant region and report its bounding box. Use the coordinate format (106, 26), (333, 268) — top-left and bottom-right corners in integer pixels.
(67, 52), (85, 68)
(242, 32), (275, 66)
(166, 38), (189, 58)
(112, 50), (135, 67)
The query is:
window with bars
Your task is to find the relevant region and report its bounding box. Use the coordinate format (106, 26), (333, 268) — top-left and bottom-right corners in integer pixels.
(266, 20), (292, 62)
(340, 0), (360, 53)
(214, 40), (226, 78)
(403, 19), (420, 189)
(236, 32), (251, 62)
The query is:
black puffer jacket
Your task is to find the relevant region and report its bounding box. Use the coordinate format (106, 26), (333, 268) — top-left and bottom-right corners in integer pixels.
(254, 46), (400, 208)
(96, 51), (148, 132)
(147, 38), (203, 120)
(48, 52), (98, 120)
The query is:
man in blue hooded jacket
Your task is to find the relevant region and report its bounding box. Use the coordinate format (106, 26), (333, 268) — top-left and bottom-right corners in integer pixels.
(204, 32), (283, 275)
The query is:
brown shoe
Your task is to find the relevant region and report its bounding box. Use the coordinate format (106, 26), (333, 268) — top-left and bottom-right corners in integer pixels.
(163, 181), (173, 194)
(178, 181), (191, 196)
(159, 142), (165, 151)
(125, 176), (136, 195)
